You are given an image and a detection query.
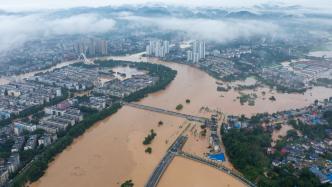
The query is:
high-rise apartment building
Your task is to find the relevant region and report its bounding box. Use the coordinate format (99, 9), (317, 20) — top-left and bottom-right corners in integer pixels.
(74, 38), (108, 57)
(187, 40), (206, 63)
(145, 40), (170, 57)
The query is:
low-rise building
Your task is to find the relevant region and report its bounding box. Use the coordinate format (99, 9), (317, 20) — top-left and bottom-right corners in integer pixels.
(6, 153), (20, 173)
(11, 137), (25, 153)
(23, 135), (38, 150)
(38, 134), (52, 146)
(0, 167), (9, 186)
(13, 122), (37, 134)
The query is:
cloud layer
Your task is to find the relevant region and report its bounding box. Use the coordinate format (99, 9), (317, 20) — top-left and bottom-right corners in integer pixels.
(0, 2), (331, 53)
(1, 0), (332, 12)
(0, 14), (116, 51)
(124, 16), (281, 43)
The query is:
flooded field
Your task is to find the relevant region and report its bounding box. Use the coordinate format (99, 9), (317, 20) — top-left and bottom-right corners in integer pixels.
(30, 53), (332, 187)
(111, 66), (146, 80)
(309, 50), (332, 58)
(231, 77), (257, 86)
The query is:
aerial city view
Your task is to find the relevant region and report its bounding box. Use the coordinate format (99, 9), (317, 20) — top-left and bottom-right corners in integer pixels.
(0, 0), (332, 186)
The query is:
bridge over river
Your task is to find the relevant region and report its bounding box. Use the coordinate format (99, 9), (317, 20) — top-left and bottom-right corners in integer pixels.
(123, 102), (208, 123)
(125, 102), (256, 187)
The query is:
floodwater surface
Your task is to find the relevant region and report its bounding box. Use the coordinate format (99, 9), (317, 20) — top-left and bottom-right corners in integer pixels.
(31, 53), (332, 187)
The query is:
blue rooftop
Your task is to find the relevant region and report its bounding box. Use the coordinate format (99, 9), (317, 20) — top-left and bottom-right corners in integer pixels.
(326, 173), (332, 182)
(208, 153), (225, 162)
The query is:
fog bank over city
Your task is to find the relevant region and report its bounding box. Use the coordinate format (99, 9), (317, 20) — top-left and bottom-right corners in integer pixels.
(1, 0), (332, 11)
(0, 14), (116, 52)
(0, 1), (331, 53)
(123, 16), (282, 43)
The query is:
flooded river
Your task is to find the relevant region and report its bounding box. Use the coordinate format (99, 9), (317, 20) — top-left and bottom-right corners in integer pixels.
(0, 59), (80, 85)
(29, 53), (332, 187)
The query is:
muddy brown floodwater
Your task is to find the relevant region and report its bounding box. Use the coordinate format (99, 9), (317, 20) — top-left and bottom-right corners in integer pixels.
(31, 53), (332, 187)
(158, 157), (245, 187)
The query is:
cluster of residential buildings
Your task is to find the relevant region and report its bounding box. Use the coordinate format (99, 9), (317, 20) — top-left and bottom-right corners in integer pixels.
(30, 64), (158, 97)
(261, 65), (307, 90)
(197, 56), (238, 79)
(291, 60), (332, 81)
(79, 96), (109, 111)
(212, 47), (252, 59)
(270, 100), (332, 183)
(0, 132), (59, 185)
(0, 125), (59, 186)
(12, 100), (84, 135)
(0, 37), (78, 76)
(269, 131), (332, 184)
(107, 37), (146, 55)
(186, 40), (206, 63)
(93, 74), (159, 98)
(225, 98), (332, 131)
(31, 66), (100, 91)
(73, 38), (109, 57)
(39, 104), (83, 134)
(0, 82), (62, 119)
(0, 152), (20, 186)
(146, 40), (170, 58)
(0, 97), (89, 185)
(259, 59), (332, 91)
(223, 98), (332, 184)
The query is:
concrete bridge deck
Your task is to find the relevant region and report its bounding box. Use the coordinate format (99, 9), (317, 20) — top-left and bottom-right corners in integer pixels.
(123, 102), (208, 123)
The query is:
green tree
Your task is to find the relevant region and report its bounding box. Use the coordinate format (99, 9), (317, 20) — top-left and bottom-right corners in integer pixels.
(145, 147), (152, 154)
(121, 180), (134, 187)
(175, 104), (183, 110)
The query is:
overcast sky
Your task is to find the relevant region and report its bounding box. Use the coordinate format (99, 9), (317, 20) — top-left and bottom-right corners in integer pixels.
(1, 0), (332, 12)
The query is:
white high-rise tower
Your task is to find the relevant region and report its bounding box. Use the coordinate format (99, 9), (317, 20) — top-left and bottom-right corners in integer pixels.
(199, 41), (206, 59)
